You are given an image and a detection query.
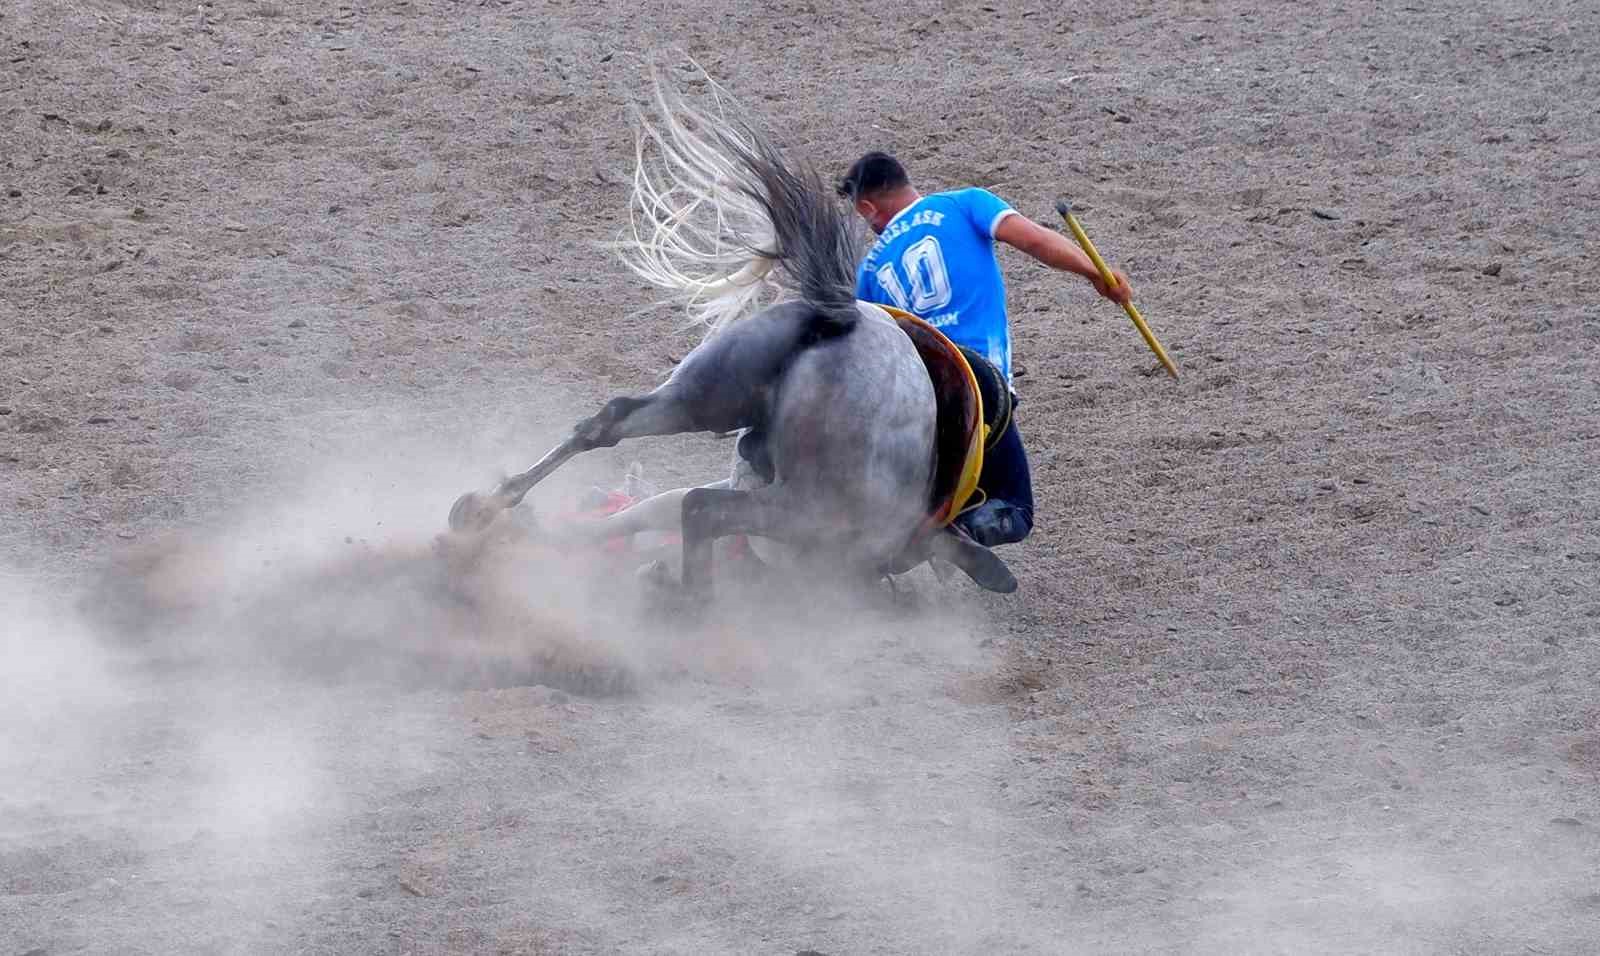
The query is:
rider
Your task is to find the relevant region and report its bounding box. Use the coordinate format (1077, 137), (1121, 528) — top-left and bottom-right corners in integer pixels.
(836, 151), (1133, 547)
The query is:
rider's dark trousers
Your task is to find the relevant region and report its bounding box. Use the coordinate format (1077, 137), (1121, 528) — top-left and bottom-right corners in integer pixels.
(953, 413), (1034, 547)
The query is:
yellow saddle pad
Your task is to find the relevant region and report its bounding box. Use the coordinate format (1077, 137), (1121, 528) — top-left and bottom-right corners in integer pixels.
(876, 304), (986, 528)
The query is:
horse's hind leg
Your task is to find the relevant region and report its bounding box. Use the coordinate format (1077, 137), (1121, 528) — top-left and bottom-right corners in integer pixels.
(571, 387), (698, 450)
(679, 486), (795, 597)
(448, 386), (709, 533)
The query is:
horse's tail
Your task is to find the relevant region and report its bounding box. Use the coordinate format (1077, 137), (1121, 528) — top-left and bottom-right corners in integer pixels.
(613, 66), (861, 338)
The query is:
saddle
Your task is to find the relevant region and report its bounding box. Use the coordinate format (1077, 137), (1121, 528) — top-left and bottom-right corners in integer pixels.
(876, 305), (1010, 529)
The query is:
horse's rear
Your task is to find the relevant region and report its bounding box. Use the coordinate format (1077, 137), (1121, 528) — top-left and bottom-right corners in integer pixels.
(766, 303), (936, 575)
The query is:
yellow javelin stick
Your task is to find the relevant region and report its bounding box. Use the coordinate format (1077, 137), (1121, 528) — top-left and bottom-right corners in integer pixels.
(1055, 199), (1179, 380)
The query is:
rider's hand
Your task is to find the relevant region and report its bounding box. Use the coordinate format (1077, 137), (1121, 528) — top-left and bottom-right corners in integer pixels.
(1093, 269), (1134, 305)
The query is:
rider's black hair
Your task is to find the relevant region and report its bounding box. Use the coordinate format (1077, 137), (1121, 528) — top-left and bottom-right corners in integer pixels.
(836, 151), (909, 200)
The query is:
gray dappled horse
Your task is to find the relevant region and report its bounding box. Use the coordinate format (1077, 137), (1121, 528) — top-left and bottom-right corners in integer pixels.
(448, 75), (1015, 598)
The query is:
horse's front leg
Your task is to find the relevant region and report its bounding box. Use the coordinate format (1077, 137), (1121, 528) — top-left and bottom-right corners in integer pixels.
(556, 479), (733, 544)
(678, 486), (794, 599)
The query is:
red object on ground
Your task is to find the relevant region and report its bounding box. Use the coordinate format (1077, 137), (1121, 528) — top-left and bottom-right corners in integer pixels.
(546, 490), (751, 561)
(546, 492), (681, 556)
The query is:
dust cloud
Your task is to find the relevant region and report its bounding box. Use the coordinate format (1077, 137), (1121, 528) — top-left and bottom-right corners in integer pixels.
(1, 397), (624, 950)
(7, 404), (1593, 954)
(2, 386), (1075, 953)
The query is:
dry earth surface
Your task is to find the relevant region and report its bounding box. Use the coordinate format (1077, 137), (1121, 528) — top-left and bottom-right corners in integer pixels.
(3, 0), (1599, 953)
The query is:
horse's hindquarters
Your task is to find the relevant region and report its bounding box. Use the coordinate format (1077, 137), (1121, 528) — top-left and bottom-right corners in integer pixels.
(767, 313), (937, 566)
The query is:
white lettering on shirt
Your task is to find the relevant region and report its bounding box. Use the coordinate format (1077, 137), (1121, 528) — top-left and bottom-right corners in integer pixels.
(864, 209), (947, 266)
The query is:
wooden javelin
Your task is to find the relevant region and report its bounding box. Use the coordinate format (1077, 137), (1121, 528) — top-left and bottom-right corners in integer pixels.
(1055, 199), (1179, 380)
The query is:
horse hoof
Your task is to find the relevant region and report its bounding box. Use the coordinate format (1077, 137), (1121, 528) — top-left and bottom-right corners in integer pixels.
(636, 562), (708, 620)
(448, 491), (497, 533)
(635, 559), (674, 590)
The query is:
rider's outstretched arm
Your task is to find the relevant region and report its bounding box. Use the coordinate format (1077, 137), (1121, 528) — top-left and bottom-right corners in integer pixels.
(993, 214), (1133, 305)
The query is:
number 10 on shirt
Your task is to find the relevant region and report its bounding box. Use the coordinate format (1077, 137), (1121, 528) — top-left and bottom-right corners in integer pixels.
(874, 237), (953, 313)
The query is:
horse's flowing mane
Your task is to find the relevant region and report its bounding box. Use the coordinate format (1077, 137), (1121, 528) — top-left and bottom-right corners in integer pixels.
(612, 65), (861, 338)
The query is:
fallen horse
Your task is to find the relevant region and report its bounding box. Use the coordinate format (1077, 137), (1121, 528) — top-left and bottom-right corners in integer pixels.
(448, 71), (1016, 599)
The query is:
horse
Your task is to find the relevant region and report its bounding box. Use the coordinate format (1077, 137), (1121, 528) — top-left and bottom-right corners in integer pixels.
(447, 72), (1016, 599)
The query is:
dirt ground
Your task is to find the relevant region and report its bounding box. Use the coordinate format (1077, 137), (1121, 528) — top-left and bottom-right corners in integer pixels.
(4, 0), (1599, 953)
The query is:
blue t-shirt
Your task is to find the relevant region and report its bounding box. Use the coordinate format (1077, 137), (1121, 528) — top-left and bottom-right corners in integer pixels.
(855, 187), (1017, 381)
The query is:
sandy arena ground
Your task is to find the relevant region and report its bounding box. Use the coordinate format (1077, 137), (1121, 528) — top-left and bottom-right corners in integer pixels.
(3, 1), (1599, 953)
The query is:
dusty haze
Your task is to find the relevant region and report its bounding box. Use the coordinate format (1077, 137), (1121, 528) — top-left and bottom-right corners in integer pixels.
(4, 0), (1599, 953)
